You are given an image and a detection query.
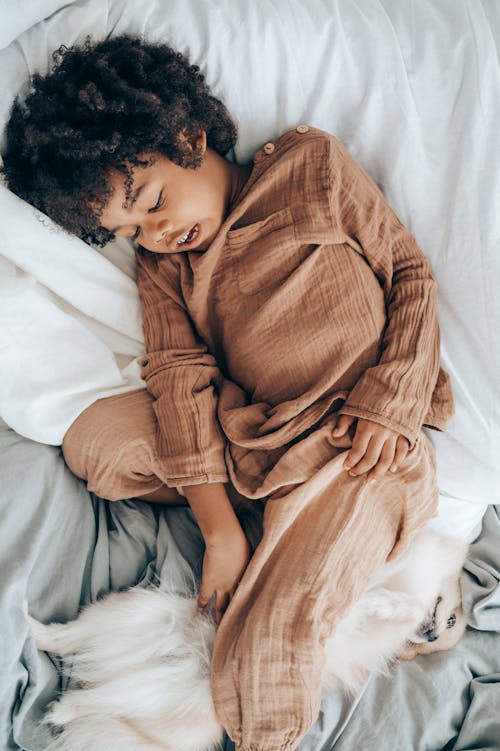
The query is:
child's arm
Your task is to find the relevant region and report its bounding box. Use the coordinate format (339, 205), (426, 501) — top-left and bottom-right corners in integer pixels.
(183, 483), (251, 624)
(326, 135), (454, 477)
(136, 251), (228, 484)
(136, 251), (251, 618)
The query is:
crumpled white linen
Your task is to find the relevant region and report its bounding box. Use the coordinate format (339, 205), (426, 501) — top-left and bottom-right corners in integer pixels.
(0, 0), (498, 536)
(0, 0), (76, 50)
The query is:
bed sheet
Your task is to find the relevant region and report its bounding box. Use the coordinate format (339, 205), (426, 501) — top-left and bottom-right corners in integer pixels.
(1, 424), (500, 751)
(0, 425), (204, 750)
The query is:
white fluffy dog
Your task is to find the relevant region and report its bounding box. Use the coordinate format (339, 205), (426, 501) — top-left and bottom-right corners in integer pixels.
(323, 527), (468, 692)
(28, 527), (468, 751)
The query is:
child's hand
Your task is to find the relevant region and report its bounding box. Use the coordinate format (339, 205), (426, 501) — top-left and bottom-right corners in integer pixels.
(332, 415), (410, 481)
(198, 528), (252, 625)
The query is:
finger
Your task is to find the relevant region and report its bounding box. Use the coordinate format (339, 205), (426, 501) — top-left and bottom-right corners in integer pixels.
(197, 576), (214, 611)
(367, 439), (397, 480)
(348, 440), (385, 475)
(390, 436), (410, 473)
(197, 593), (213, 610)
(343, 426), (373, 471)
(332, 414), (356, 437)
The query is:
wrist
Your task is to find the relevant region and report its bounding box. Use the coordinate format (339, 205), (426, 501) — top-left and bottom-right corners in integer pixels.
(183, 482), (243, 543)
(204, 520), (247, 548)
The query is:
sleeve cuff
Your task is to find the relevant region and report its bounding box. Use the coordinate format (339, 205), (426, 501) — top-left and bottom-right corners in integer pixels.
(164, 471), (229, 488)
(339, 403), (420, 449)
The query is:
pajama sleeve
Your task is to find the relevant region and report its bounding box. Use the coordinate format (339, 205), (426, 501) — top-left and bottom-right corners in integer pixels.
(136, 251), (228, 486)
(327, 136), (454, 446)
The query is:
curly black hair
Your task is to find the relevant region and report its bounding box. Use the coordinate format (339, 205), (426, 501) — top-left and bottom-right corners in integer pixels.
(1, 35), (237, 246)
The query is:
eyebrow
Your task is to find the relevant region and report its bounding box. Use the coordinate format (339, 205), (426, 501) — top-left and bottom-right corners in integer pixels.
(109, 183), (147, 234)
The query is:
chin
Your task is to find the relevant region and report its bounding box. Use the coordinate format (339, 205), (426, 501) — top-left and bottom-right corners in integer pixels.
(27, 529), (468, 749)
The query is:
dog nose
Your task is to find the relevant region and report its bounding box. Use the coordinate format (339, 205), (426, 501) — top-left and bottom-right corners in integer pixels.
(422, 627), (438, 642)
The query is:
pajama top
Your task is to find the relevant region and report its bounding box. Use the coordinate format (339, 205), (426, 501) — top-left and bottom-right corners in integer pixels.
(136, 126), (454, 494)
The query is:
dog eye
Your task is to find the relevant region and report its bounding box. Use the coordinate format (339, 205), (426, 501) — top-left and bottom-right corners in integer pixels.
(446, 614), (456, 629)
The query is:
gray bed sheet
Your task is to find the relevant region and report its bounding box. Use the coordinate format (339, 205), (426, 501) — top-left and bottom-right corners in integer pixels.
(1, 425), (499, 751)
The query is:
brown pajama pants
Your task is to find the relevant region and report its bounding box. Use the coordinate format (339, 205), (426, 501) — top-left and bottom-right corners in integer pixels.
(63, 389), (172, 500)
(62, 388), (438, 751)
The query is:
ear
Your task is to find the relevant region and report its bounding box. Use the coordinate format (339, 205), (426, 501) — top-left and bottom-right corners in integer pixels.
(179, 128), (207, 156)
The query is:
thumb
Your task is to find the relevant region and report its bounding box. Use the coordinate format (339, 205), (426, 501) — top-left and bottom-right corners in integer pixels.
(197, 572), (214, 611)
(332, 414), (355, 436)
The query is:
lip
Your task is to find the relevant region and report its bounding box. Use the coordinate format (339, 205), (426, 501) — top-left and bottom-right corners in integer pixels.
(171, 223), (201, 250)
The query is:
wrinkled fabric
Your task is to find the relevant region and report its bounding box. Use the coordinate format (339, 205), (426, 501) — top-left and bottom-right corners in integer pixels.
(62, 392), (439, 751)
(137, 128), (454, 492)
(211, 427), (439, 751)
(132, 128), (453, 749)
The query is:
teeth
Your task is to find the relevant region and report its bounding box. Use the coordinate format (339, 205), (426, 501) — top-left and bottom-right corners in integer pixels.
(177, 225), (198, 246)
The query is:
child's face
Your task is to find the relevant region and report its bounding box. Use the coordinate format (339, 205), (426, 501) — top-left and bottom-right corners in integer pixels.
(99, 133), (234, 254)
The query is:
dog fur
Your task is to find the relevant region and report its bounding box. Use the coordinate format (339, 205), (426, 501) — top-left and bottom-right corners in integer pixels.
(28, 527), (468, 750)
(323, 527), (468, 692)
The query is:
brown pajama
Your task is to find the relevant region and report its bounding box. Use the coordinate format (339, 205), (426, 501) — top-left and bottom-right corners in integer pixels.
(63, 388), (168, 500)
(63, 389), (438, 751)
(211, 426), (437, 751)
(64, 127), (454, 750)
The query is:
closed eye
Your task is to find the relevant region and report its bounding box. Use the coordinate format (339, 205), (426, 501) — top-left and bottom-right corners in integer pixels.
(131, 192), (164, 240)
(149, 192), (164, 212)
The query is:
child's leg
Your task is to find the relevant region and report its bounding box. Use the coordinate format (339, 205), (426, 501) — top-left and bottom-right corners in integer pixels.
(62, 389), (183, 503)
(211, 433), (438, 751)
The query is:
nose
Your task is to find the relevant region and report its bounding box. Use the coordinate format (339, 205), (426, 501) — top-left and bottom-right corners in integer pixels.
(144, 215), (173, 244)
(421, 626), (438, 642)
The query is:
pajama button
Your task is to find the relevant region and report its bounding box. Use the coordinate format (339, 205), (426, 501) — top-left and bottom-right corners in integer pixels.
(263, 142), (275, 154)
(296, 124), (309, 134)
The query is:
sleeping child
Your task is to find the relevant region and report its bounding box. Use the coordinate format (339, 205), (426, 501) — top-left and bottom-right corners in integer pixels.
(2, 35), (454, 751)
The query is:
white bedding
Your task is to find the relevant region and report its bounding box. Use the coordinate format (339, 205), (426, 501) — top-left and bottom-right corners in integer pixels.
(0, 0), (499, 538)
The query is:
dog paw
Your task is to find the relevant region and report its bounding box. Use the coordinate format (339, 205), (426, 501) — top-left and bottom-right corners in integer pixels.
(397, 646), (418, 661)
(361, 589), (422, 622)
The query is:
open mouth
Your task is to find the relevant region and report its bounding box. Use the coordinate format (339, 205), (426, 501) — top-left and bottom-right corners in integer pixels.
(177, 223), (200, 247)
